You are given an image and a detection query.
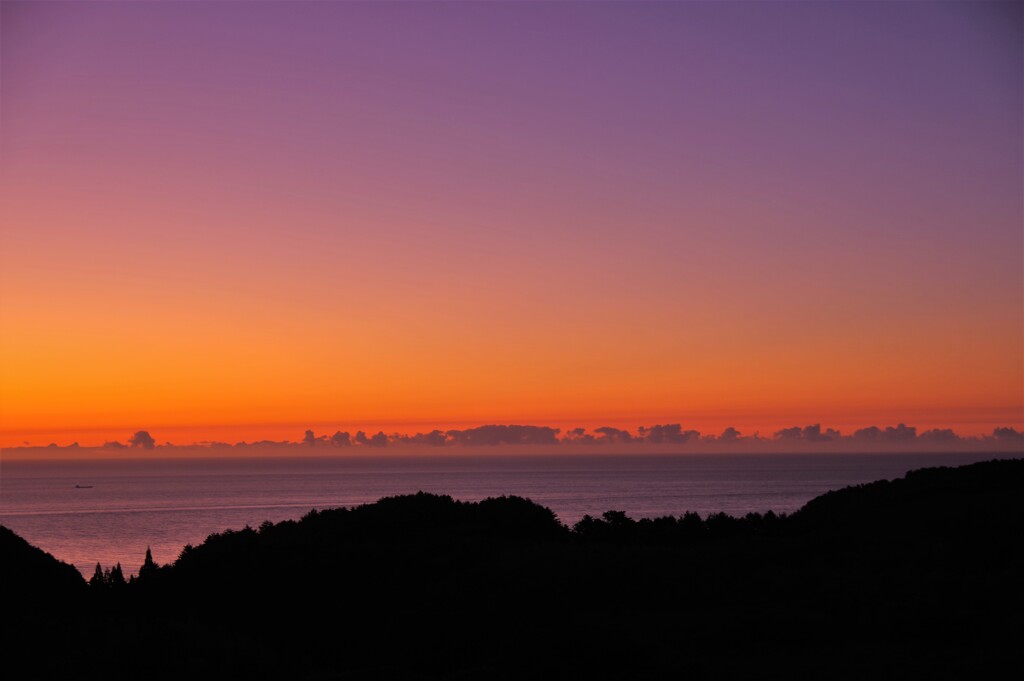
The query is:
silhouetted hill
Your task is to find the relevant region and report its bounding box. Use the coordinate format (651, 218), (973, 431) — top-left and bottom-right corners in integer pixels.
(794, 457), (1024, 533)
(0, 524), (85, 608)
(3, 459), (1021, 680)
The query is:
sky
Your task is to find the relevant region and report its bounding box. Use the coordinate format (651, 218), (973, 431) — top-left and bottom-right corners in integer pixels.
(1, 1), (1022, 449)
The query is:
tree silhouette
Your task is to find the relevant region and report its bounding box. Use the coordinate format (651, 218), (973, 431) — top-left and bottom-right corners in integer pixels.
(139, 547), (157, 579)
(109, 563), (126, 588)
(89, 563), (104, 589)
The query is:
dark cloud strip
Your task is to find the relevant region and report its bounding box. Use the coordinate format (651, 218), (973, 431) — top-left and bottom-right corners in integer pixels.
(20, 425), (1024, 451)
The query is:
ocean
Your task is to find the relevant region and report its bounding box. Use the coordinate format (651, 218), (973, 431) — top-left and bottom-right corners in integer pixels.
(0, 451), (1014, 577)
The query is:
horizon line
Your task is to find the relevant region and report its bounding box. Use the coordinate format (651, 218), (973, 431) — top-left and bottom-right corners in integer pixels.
(4, 422), (1023, 452)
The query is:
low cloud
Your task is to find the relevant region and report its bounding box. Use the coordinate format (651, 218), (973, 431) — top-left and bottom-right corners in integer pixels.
(301, 430), (332, 447)
(638, 424), (700, 444)
(594, 427), (633, 443)
(411, 430), (448, 447)
(852, 426), (882, 441)
(719, 427), (742, 442)
(852, 424), (917, 442)
(128, 431), (156, 449)
(992, 427), (1023, 441)
(774, 424), (840, 442)
(355, 430), (388, 447)
(12, 420), (1022, 452)
(885, 423), (917, 441)
(919, 428), (959, 442)
(563, 428), (596, 445)
(446, 424), (560, 446)
(235, 440), (293, 447)
(392, 430), (449, 446)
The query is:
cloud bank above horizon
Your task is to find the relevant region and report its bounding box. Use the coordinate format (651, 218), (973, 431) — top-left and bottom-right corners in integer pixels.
(7, 423), (1023, 455)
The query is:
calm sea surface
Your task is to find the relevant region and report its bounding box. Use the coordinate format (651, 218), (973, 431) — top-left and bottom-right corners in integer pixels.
(0, 452), (1015, 577)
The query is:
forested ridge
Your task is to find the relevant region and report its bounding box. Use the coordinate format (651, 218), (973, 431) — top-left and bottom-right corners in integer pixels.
(4, 459), (1022, 680)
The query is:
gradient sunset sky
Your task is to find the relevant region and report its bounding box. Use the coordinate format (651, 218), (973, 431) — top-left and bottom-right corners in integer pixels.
(1, 1), (1021, 447)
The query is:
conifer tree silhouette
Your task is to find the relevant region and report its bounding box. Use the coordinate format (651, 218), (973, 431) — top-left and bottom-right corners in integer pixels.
(139, 547), (157, 578)
(89, 563), (104, 589)
(109, 563), (126, 588)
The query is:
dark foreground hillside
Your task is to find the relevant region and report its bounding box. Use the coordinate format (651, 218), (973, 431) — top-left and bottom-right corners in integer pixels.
(4, 459), (1022, 680)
